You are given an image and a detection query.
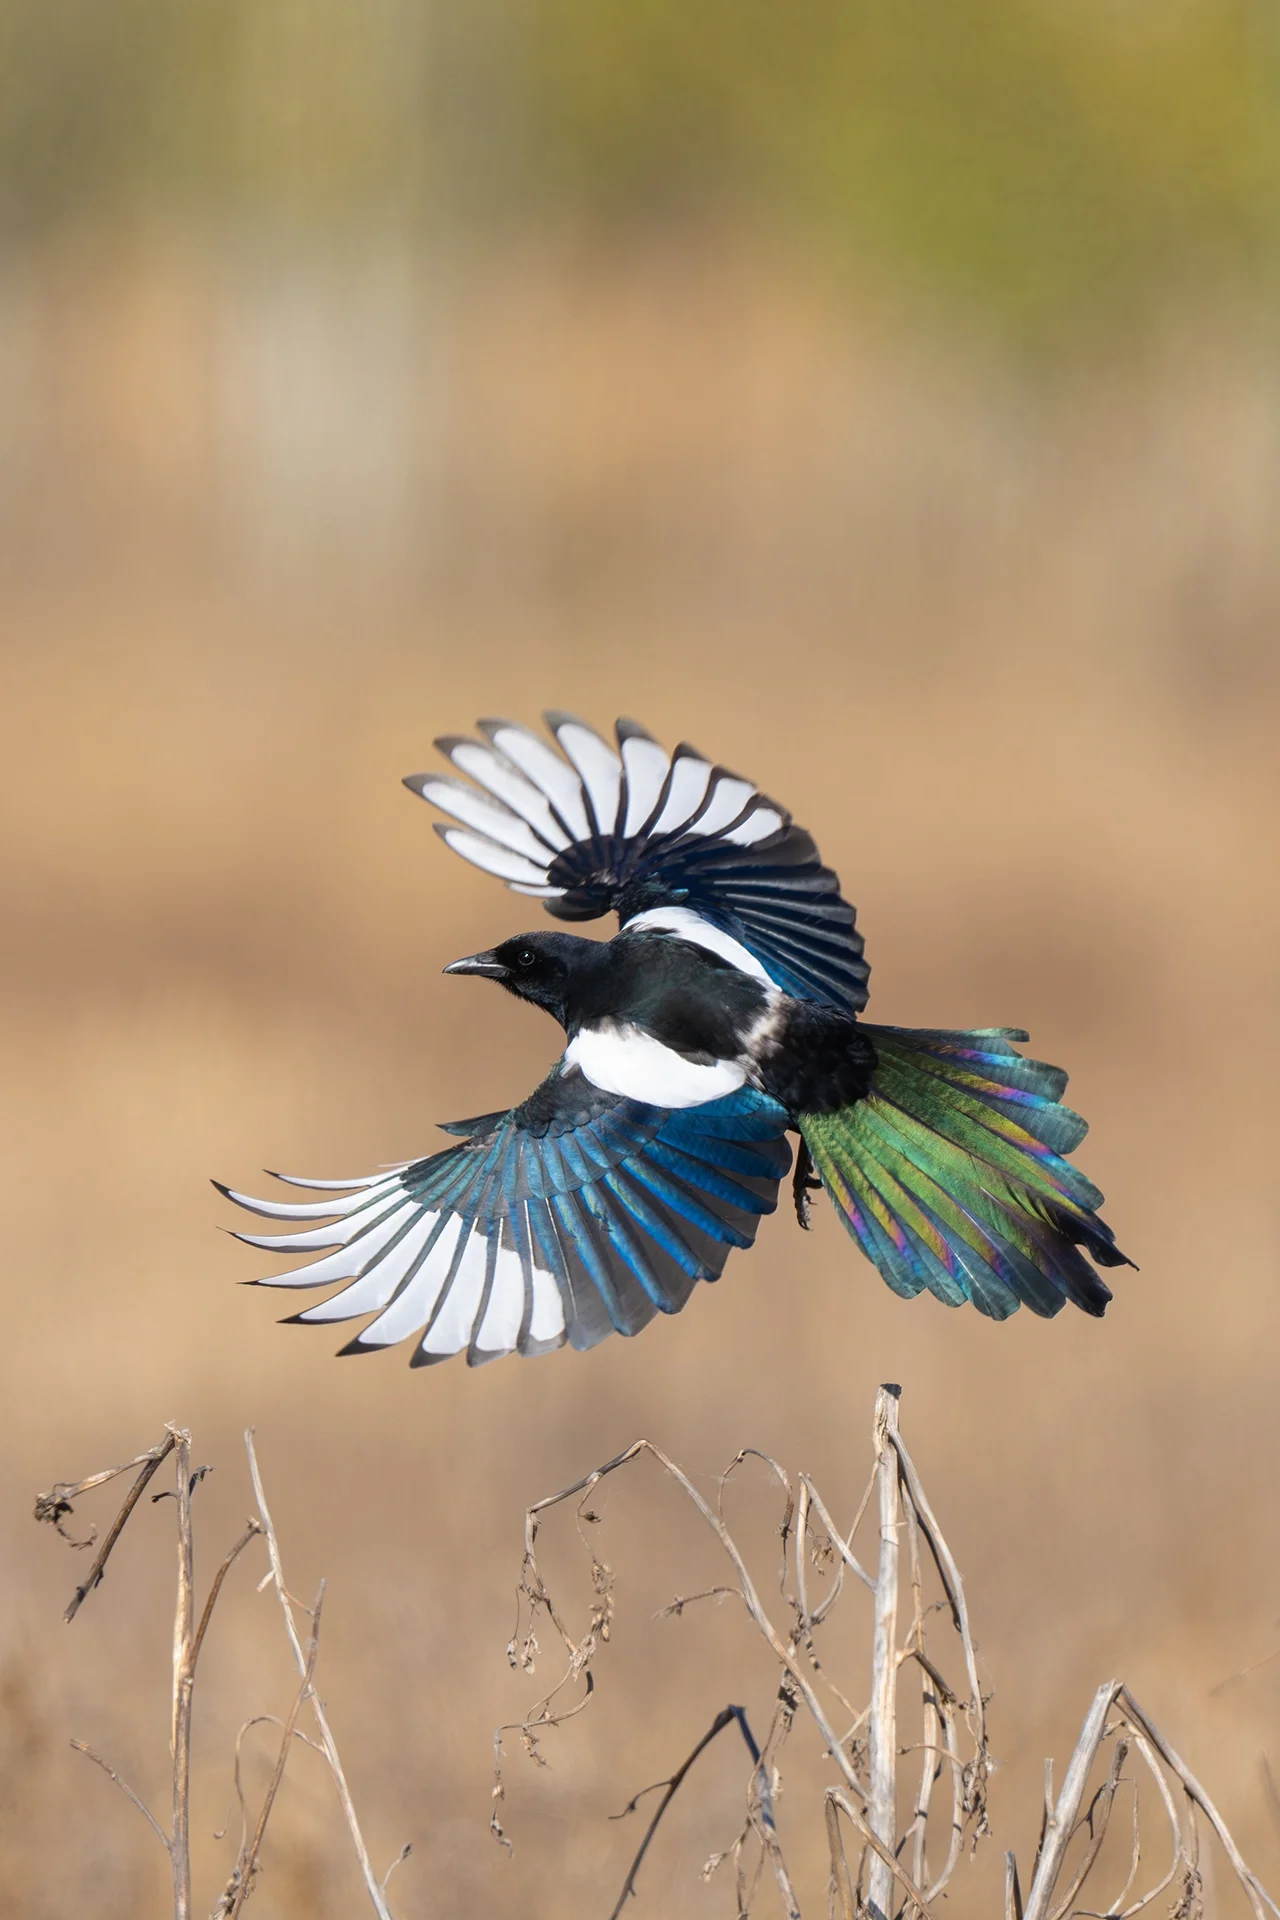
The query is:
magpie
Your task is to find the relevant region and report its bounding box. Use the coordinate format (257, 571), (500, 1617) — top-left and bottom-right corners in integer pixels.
(219, 712), (1132, 1367)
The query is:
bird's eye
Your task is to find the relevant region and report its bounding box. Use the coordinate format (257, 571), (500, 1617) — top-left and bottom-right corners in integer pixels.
(515, 948), (536, 969)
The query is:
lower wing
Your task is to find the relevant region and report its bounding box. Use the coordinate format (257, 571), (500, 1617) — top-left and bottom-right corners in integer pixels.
(218, 1071), (791, 1367)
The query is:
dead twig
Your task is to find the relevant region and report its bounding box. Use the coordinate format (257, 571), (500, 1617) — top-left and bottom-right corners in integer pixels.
(1022, 1681), (1120, 1920)
(38, 1423), (399, 1920)
(224, 1584), (326, 1920)
(826, 1787), (937, 1919)
(503, 1385), (1276, 1920)
(191, 1520), (264, 1672)
(170, 1428), (196, 1920)
(866, 1383), (901, 1920)
(35, 1430), (179, 1622)
(826, 1788), (857, 1920)
(1044, 1735), (1128, 1920)
(244, 1428), (397, 1920)
(502, 1386), (993, 1915)
(1005, 1848), (1024, 1920)
(1015, 1682), (1280, 1920)
(380, 1845), (413, 1895)
(1117, 1686), (1280, 1920)
(70, 1740), (171, 1856)
(606, 1705), (763, 1920)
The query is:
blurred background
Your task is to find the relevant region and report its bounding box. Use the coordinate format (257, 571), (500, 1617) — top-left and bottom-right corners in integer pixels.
(1, 3), (1278, 1913)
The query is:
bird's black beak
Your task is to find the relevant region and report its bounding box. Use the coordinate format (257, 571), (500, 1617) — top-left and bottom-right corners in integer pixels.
(443, 949), (508, 979)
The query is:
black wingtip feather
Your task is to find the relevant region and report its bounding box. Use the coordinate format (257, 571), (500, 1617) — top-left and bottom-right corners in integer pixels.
(336, 1332), (379, 1357)
(466, 1345), (508, 1368)
(409, 1344), (453, 1369)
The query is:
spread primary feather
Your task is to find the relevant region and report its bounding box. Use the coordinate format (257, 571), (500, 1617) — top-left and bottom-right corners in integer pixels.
(219, 711), (1132, 1369)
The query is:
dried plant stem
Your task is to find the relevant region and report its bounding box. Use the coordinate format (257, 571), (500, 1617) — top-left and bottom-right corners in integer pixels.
(225, 1585), (326, 1920)
(49, 1426), (268, 1919)
(827, 1788), (936, 1919)
(243, 1429), (395, 1920)
(887, 1424), (985, 1757)
(605, 1704), (762, 1920)
(499, 1385), (1273, 1920)
(867, 1384), (901, 1920)
(50, 1431), (178, 1623)
(170, 1428), (196, 1920)
(1016, 1681), (1280, 1920)
(517, 1438), (869, 1809)
(826, 1789), (857, 1920)
(1022, 1679), (1117, 1920)
(504, 1385), (1005, 1919)
(1117, 1687), (1280, 1920)
(191, 1519), (263, 1672)
(1005, 1848), (1023, 1920)
(41, 1423), (400, 1920)
(70, 1740), (171, 1855)
(1044, 1735), (1128, 1920)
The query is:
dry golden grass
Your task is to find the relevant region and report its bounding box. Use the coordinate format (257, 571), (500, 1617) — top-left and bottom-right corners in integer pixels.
(2, 239), (1278, 1915)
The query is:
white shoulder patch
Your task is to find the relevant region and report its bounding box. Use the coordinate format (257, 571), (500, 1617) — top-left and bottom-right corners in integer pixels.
(624, 906), (774, 984)
(565, 1022), (747, 1108)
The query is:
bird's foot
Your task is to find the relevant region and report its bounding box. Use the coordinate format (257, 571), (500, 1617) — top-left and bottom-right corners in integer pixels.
(792, 1139), (821, 1230)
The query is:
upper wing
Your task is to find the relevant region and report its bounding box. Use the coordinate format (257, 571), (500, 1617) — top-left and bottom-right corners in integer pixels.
(218, 1068), (791, 1367)
(405, 713), (869, 1010)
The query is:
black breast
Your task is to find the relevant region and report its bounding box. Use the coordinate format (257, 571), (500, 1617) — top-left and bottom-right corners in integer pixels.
(576, 931), (770, 1062)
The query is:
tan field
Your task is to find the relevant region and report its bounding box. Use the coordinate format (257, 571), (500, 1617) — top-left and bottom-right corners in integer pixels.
(1, 238), (1278, 1915)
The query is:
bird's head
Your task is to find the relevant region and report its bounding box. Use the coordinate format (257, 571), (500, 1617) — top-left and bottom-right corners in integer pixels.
(443, 930), (597, 1028)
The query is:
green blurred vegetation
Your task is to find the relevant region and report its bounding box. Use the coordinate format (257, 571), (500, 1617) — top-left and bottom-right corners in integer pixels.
(1, 0), (1278, 341)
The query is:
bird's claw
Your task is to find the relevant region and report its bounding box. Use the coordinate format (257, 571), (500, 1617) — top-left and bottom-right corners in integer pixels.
(792, 1139), (821, 1230)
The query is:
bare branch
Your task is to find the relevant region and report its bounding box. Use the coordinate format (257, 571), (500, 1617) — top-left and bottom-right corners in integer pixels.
(826, 1789), (857, 1920)
(224, 1583), (326, 1920)
(171, 1428), (195, 1920)
(867, 1383), (902, 1920)
(505, 1387), (1003, 1917)
(1116, 1687), (1280, 1920)
(38, 1431), (179, 1622)
(800, 1474), (877, 1600)
(190, 1520), (263, 1673)
(380, 1845), (413, 1896)
(827, 1788), (937, 1919)
(510, 1437), (870, 1810)
(888, 1423), (986, 1750)
(1006, 1849), (1023, 1920)
(1111, 1732), (1182, 1919)
(1022, 1680), (1121, 1920)
(244, 1428), (395, 1920)
(605, 1705), (762, 1920)
(70, 1740), (171, 1857)
(1045, 1735), (1128, 1920)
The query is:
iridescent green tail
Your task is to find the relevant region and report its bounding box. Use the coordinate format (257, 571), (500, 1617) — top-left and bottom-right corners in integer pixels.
(799, 1025), (1132, 1320)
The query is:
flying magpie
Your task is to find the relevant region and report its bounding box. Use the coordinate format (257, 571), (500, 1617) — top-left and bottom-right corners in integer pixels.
(219, 712), (1131, 1367)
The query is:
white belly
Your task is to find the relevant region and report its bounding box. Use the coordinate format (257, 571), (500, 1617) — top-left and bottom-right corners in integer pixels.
(565, 1021), (747, 1108)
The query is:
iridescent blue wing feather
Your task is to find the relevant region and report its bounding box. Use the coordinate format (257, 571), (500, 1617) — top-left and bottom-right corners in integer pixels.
(405, 714), (869, 1010)
(218, 1071), (790, 1367)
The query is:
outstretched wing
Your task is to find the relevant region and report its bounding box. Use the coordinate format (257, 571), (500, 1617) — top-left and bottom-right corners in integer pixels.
(405, 713), (869, 1010)
(218, 1070), (791, 1367)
